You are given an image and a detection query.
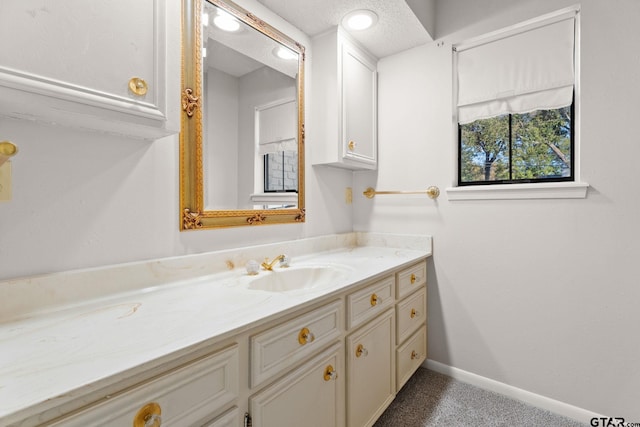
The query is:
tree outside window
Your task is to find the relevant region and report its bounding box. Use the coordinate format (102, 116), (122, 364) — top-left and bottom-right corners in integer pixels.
(459, 104), (573, 185)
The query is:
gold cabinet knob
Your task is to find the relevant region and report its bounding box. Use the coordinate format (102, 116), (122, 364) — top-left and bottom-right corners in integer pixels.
(370, 293), (379, 306)
(411, 350), (420, 360)
(347, 140), (356, 151)
(128, 77), (148, 96)
(298, 327), (315, 345)
(410, 273), (416, 284)
(324, 364), (338, 381)
(410, 308), (417, 319)
(134, 402), (162, 427)
(355, 343), (368, 358)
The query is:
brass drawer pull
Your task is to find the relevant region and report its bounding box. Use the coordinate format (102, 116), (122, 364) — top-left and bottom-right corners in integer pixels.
(355, 343), (368, 358)
(298, 327), (315, 345)
(410, 308), (417, 319)
(324, 364), (338, 381)
(410, 273), (417, 284)
(134, 402), (162, 427)
(411, 350), (420, 360)
(348, 140), (356, 151)
(370, 293), (380, 306)
(128, 77), (148, 96)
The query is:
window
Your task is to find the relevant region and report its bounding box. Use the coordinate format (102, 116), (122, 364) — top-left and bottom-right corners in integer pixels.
(264, 151), (298, 192)
(453, 8), (581, 194)
(459, 102), (573, 185)
(253, 98), (299, 207)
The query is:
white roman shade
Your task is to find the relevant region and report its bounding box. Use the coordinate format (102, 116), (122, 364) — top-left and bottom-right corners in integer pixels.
(257, 99), (297, 155)
(456, 12), (576, 124)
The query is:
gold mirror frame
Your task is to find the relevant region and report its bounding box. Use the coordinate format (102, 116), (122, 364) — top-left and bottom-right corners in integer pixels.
(180, 0), (305, 230)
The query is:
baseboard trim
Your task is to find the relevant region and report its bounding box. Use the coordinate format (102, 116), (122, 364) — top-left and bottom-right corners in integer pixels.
(424, 359), (603, 424)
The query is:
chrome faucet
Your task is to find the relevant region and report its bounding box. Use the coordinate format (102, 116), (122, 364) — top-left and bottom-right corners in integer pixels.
(261, 254), (289, 271)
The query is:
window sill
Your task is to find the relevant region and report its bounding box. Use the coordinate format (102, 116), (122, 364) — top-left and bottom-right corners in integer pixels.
(250, 193), (298, 203)
(445, 182), (589, 200)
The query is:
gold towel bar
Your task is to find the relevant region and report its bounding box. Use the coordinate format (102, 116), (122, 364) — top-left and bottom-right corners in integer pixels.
(0, 141), (18, 168)
(363, 186), (440, 200)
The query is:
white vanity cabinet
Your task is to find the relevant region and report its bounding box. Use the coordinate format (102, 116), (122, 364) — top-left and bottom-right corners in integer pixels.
(6, 254), (430, 427)
(311, 27), (377, 170)
(0, 0), (178, 140)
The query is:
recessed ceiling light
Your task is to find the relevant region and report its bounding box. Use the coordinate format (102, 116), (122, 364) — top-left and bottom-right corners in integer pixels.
(342, 10), (378, 31)
(214, 10), (241, 32)
(273, 46), (297, 60)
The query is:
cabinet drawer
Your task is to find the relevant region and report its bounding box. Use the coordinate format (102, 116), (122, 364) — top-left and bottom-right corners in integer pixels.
(347, 276), (394, 329)
(50, 345), (239, 427)
(251, 300), (343, 388)
(396, 326), (427, 391)
(397, 287), (427, 344)
(397, 262), (427, 299)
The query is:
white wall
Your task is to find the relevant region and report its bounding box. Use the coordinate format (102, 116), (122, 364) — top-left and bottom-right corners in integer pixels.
(0, 0), (353, 281)
(205, 67), (239, 209)
(354, 0), (640, 419)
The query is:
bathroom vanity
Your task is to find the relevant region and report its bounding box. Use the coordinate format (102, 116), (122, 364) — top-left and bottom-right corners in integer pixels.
(0, 233), (430, 427)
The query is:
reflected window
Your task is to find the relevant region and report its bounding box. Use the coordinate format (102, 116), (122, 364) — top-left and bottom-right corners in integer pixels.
(264, 151), (297, 192)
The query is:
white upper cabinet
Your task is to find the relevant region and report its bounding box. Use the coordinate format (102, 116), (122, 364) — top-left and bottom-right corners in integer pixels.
(0, 0), (178, 140)
(312, 27), (377, 170)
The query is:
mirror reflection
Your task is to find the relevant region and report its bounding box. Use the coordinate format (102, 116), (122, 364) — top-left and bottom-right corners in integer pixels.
(180, 0), (305, 230)
(203, 1), (299, 210)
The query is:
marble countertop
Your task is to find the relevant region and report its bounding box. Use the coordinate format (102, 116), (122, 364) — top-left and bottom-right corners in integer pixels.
(0, 233), (431, 425)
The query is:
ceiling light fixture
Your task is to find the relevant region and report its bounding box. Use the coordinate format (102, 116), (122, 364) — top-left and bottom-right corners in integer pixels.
(273, 46), (297, 60)
(214, 10), (240, 32)
(342, 9), (378, 31)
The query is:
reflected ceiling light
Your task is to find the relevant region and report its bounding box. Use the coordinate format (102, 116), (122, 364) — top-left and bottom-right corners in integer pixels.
(274, 46), (297, 60)
(342, 9), (378, 31)
(202, 12), (209, 27)
(214, 10), (240, 32)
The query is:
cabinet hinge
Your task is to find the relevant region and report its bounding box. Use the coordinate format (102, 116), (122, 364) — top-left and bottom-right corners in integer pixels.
(244, 412), (252, 427)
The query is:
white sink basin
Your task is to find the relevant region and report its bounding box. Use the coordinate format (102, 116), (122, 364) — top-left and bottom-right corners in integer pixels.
(247, 265), (352, 293)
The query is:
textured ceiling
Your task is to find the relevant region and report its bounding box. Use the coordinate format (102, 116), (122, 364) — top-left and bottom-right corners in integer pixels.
(256, 0), (433, 58)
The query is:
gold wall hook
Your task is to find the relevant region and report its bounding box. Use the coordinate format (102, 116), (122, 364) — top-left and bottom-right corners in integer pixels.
(363, 186), (440, 200)
(0, 141), (18, 167)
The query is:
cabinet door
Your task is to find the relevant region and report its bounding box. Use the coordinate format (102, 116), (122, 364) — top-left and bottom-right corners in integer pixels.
(347, 310), (395, 427)
(0, 0), (154, 99)
(0, 0), (175, 139)
(341, 40), (377, 167)
(250, 343), (344, 427)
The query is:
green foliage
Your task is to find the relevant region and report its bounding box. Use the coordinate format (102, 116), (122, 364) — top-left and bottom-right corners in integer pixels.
(460, 106), (571, 183)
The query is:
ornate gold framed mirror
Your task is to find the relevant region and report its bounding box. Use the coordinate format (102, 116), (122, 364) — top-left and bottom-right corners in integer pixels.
(180, 0), (305, 230)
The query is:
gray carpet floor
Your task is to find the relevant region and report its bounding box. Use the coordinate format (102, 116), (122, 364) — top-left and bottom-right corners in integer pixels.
(373, 368), (587, 427)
